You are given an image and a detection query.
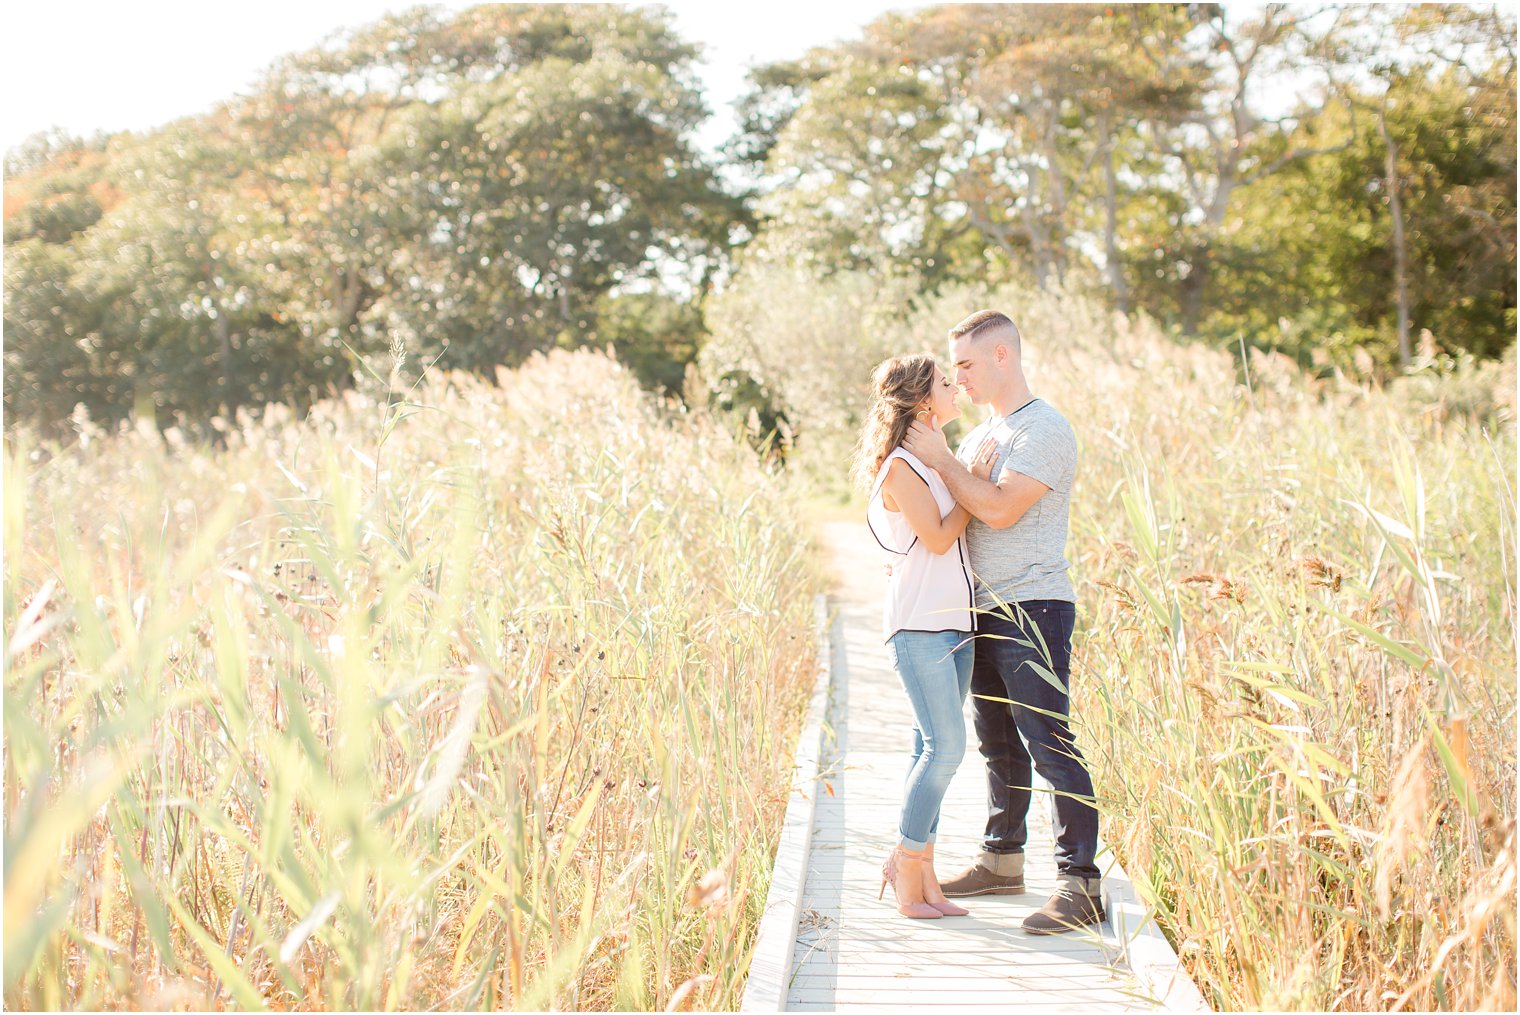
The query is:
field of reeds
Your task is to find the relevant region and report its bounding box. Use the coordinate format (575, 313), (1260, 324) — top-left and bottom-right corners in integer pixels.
(5, 281), (1515, 1013)
(3, 349), (822, 1010)
(722, 272), (1515, 1010)
(856, 287), (1513, 1011)
(1060, 319), (1517, 1010)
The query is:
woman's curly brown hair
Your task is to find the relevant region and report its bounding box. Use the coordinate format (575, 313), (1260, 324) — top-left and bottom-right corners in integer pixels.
(851, 353), (937, 492)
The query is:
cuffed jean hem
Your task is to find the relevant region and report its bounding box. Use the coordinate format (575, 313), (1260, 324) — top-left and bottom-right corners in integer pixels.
(900, 829), (942, 850)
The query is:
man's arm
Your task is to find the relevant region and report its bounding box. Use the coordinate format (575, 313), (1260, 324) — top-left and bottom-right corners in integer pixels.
(902, 420), (1049, 529)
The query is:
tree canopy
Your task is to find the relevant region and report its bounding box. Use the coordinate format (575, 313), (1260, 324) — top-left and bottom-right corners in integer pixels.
(735, 3), (1515, 361)
(5, 3), (737, 431)
(4, 3), (1514, 433)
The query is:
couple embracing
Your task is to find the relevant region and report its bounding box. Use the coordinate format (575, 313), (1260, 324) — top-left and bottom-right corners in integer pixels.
(856, 309), (1102, 934)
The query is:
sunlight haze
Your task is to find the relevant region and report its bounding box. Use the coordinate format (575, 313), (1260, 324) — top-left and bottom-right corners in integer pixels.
(2, 1), (934, 155)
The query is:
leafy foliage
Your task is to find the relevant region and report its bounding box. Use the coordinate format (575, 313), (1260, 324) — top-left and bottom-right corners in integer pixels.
(4, 4), (735, 433)
(730, 3), (1515, 366)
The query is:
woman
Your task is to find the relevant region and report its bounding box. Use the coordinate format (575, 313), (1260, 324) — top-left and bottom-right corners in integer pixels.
(855, 353), (995, 919)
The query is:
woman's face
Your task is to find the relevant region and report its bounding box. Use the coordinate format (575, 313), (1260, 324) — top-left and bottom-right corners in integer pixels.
(923, 367), (961, 426)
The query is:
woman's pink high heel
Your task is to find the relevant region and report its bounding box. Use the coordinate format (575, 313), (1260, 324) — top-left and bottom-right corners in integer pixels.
(927, 897), (970, 917)
(921, 847), (968, 915)
(879, 847), (942, 919)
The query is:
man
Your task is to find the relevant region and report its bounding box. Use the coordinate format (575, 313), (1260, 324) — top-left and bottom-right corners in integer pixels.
(902, 308), (1103, 935)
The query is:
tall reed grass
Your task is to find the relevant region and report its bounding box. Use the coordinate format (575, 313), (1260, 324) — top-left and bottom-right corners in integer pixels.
(972, 288), (1515, 1010)
(748, 274), (1513, 1010)
(1073, 355), (1514, 1009)
(4, 349), (822, 1010)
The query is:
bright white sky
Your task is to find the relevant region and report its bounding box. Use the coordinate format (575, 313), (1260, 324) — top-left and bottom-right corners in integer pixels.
(2, 1), (935, 157)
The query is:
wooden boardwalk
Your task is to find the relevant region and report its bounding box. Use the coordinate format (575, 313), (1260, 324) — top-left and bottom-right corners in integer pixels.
(779, 522), (1207, 1012)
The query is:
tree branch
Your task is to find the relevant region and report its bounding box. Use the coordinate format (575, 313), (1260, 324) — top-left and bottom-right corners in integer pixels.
(1237, 136), (1354, 188)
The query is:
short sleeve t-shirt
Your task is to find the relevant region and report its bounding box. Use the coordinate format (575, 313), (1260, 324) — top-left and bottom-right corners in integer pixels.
(955, 399), (1077, 607)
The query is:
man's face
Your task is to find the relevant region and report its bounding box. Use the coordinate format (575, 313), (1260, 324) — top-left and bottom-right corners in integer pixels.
(950, 334), (993, 405)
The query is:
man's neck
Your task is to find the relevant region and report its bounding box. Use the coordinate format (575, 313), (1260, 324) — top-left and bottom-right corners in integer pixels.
(990, 380), (1034, 417)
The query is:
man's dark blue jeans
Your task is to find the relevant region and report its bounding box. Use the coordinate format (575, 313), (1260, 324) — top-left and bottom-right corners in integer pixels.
(970, 599), (1100, 881)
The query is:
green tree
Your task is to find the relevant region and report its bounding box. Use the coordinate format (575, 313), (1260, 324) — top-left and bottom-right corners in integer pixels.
(900, 4), (1200, 293)
(3, 130), (113, 246)
(378, 26), (736, 371)
(1187, 4), (1517, 369)
(4, 3), (742, 432)
(222, 2), (738, 375)
(1219, 64), (1516, 369)
(734, 5), (1204, 294)
(1316, 3), (1517, 364)
(4, 124), (310, 430)
(3, 239), (115, 426)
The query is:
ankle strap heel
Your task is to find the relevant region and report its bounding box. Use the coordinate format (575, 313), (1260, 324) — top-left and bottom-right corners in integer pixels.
(881, 846), (942, 919)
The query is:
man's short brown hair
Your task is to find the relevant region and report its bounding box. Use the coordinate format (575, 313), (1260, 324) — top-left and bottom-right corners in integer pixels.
(948, 309), (1020, 351)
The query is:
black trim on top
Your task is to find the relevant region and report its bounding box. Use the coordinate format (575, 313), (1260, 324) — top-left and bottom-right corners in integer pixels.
(867, 451), (936, 556)
(954, 535), (976, 630)
(866, 516), (908, 556)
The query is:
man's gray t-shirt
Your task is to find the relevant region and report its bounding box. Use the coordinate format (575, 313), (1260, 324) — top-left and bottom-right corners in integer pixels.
(955, 399), (1077, 607)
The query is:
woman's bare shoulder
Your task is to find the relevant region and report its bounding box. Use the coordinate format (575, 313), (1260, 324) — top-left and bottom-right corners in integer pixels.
(881, 455), (930, 494)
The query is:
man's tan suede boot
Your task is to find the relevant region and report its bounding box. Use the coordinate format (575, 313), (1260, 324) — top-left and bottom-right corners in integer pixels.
(1021, 875), (1105, 934)
(938, 850), (1025, 897)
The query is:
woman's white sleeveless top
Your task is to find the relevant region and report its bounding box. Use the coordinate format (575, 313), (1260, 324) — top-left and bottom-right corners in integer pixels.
(866, 448), (975, 642)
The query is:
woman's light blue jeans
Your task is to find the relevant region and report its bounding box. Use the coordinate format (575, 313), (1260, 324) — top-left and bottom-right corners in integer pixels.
(886, 629), (974, 851)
